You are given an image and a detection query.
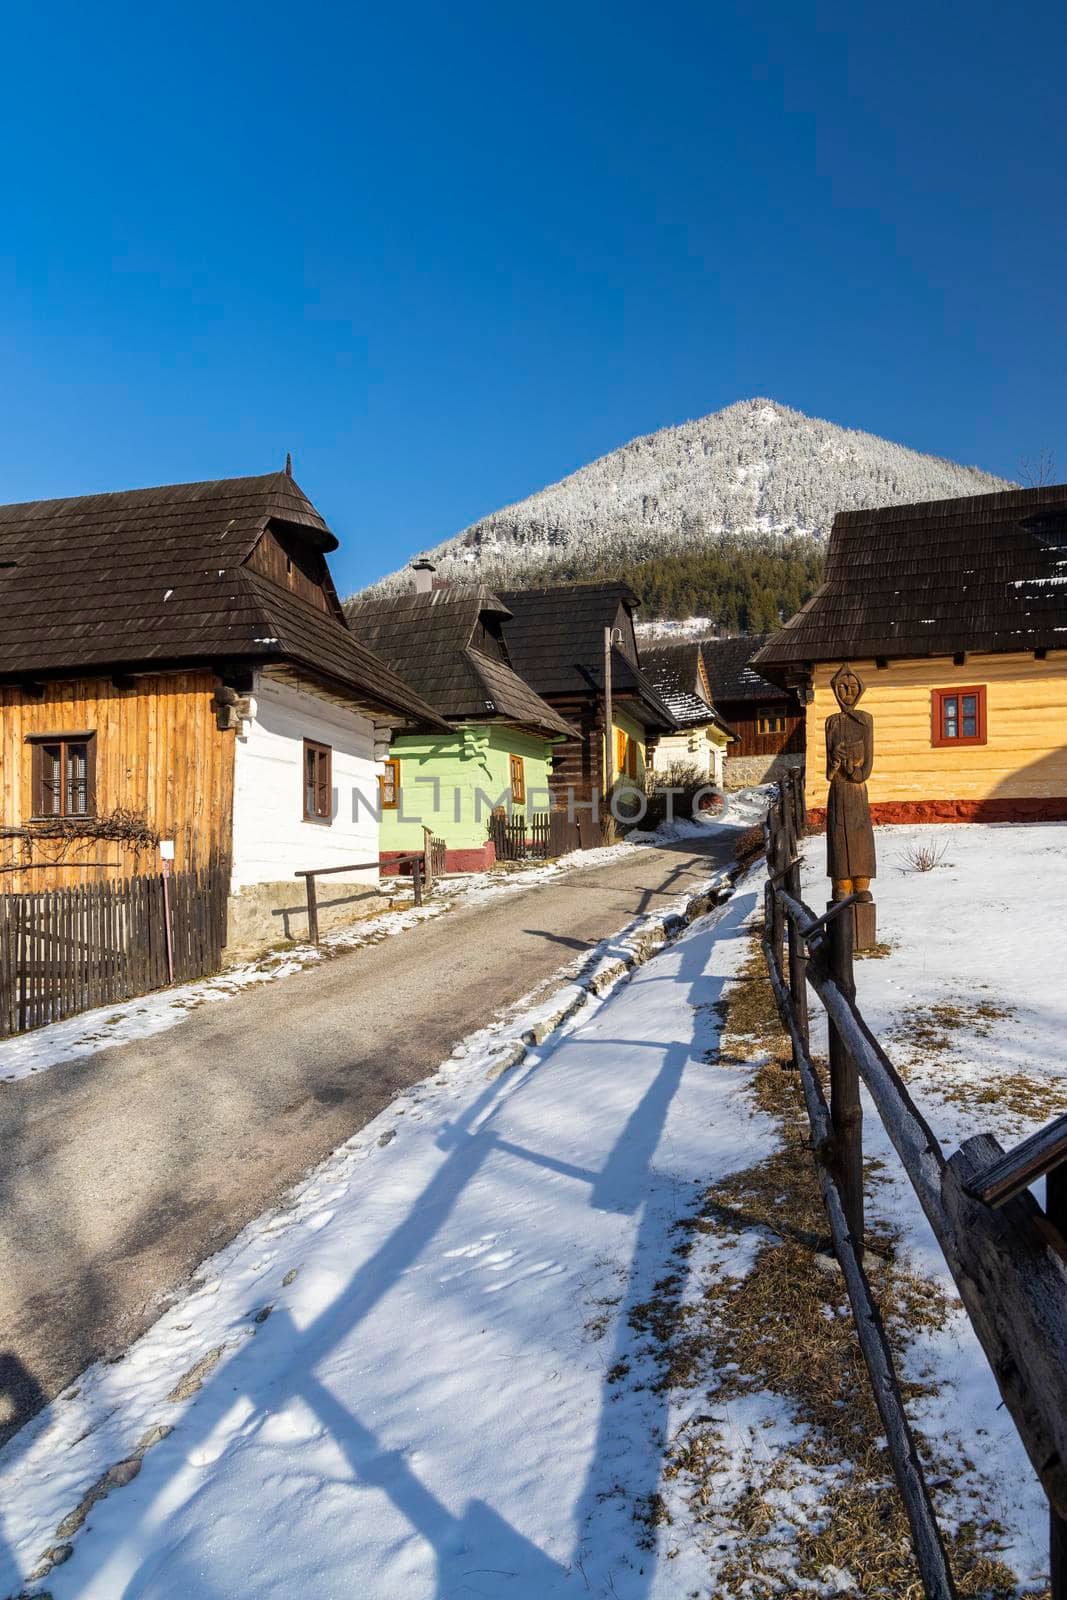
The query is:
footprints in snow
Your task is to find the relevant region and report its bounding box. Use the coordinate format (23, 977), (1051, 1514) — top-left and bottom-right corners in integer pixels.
(440, 1234), (565, 1294)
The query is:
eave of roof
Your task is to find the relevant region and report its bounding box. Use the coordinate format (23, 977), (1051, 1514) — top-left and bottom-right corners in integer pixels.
(0, 472), (448, 729)
(753, 483), (1067, 670)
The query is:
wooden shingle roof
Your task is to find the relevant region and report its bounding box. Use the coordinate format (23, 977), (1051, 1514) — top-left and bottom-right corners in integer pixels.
(497, 583), (678, 731)
(754, 484), (1067, 670)
(343, 586), (576, 738)
(0, 473), (447, 727)
(640, 642), (733, 733)
(700, 635), (788, 704)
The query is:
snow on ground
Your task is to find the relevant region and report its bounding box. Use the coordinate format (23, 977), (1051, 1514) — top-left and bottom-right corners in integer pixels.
(802, 820), (1067, 1585)
(634, 616), (717, 642)
(0, 869), (775, 1599)
(0, 841), (638, 1085)
(0, 793), (765, 1086)
(0, 814), (1057, 1597)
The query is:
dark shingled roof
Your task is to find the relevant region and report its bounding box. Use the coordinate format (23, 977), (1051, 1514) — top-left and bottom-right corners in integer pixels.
(754, 484), (1067, 670)
(700, 635), (788, 703)
(343, 586), (576, 738)
(497, 583), (677, 731)
(0, 473), (448, 728)
(640, 642), (733, 733)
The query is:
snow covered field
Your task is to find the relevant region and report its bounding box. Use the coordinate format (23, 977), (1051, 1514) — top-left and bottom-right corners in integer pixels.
(0, 817), (1060, 1597)
(800, 820), (1067, 1589)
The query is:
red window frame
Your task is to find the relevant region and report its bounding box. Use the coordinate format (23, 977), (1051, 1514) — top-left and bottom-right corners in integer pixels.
(303, 739), (333, 821)
(931, 686), (987, 748)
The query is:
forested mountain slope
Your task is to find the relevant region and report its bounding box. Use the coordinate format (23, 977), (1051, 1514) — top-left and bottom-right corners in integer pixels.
(360, 399), (1010, 622)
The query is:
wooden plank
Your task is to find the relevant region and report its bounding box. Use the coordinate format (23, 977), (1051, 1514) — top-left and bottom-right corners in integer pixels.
(942, 1135), (1067, 1518)
(787, 912), (948, 1227)
(827, 904), (864, 1244)
(967, 1113), (1067, 1209)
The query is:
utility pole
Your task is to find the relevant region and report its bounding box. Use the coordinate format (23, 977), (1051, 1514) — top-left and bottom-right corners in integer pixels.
(603, 625), (613, 797)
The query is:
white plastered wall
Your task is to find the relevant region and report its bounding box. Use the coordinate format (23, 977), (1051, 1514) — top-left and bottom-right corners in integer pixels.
(230, 674), (383, 891)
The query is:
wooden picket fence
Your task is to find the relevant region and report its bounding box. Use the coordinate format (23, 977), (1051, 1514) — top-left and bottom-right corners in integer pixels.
(0, 861), (230, 1037)
(763, 771), (1067, 1597)
(488, 811), (553, 861)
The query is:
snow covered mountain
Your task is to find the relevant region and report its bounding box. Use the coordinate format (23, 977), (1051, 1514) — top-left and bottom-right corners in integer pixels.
(364, 400), (1011, 594)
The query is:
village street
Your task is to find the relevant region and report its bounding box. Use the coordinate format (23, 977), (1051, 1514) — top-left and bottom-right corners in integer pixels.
(0, 829), (737, 1448)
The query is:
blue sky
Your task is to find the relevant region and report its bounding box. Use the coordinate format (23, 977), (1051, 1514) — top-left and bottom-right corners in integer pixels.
(2, 1), (1064, 592)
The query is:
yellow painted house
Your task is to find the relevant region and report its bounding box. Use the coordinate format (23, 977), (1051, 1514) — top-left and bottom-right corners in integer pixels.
(753, 485), (1067, 824)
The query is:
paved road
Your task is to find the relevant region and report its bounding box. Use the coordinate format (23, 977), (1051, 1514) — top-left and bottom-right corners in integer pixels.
(0, 835), (734, 1445)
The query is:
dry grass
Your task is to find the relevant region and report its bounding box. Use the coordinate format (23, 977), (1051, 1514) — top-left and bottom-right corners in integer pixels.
(885, 999), (1065, 1123)
(734, 824), (766, 867)
(618, 930), (1046, 1596)
(855, 941), (895, 960)
(897, 839), (952, 873)
(890, 999), (1015, 1059)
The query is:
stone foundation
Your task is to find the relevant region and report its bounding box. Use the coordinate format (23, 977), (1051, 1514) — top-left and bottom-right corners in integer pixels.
(723, 752), (804, 791)
(806, 797), (1067, 829)
(224, 879), (390, 962)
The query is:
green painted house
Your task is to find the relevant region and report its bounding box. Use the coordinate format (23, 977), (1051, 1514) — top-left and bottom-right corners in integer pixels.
(345, 574), (576, 870)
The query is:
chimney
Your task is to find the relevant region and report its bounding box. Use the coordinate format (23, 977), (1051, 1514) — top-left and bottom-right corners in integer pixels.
(411, 558), (436, 595)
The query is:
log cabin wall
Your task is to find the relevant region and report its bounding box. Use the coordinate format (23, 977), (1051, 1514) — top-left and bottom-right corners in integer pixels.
(545, 694), (606, 821)
(245, 527), (332, 613)
(720, 702), (805, 759)
(804, 651), (1067, 823)
(0, 670), (235, 890)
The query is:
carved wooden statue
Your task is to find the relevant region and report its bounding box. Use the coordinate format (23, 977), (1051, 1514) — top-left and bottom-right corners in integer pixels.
(825, 666), (876, 938)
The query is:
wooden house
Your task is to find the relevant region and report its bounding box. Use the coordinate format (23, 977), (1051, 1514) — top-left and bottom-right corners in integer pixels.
(0, 472), (446, 956)
(752, 484), (1067, 823)
(497, 583), (677, 834)
(344, 575), (576, 870)
(699, 634), (805, 789)
(640, 642), (734, 787)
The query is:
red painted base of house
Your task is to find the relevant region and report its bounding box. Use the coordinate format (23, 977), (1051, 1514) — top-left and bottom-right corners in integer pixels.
(380, 843), (497, 875)
(806, 798), (1067, 829)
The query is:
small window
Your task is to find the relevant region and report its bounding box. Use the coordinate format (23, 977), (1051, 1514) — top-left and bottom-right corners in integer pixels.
(379, 757), (400, 810)
(932, 686), (987, 747)
(303, 739), (332, 821)
(614, 727), (627, 775)
(757, 710), (786, 735)
(509, 753), (526, 804)
(28, 733), (96, 818)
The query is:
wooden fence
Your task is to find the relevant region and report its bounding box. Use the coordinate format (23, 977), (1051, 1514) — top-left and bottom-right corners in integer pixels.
(428, 834), (447, 879)
(763, 770), (1067, 1597)
(489, 811), (551, 862)
(488, 810), (589, 861)
(0, 861), (230, 1037)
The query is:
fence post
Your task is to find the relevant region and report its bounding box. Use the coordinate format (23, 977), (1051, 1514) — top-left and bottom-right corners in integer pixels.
(305, 874), (320, 945)
(769, 799), (786, 978)
(828, 904), (864, 1245)
(1050, 1162), (1067, 1599)
(783, 811), (809, 1070)
(412, 857), (423, 907)
(422, 825), (434, 891)
(791, 766), (806, 838)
